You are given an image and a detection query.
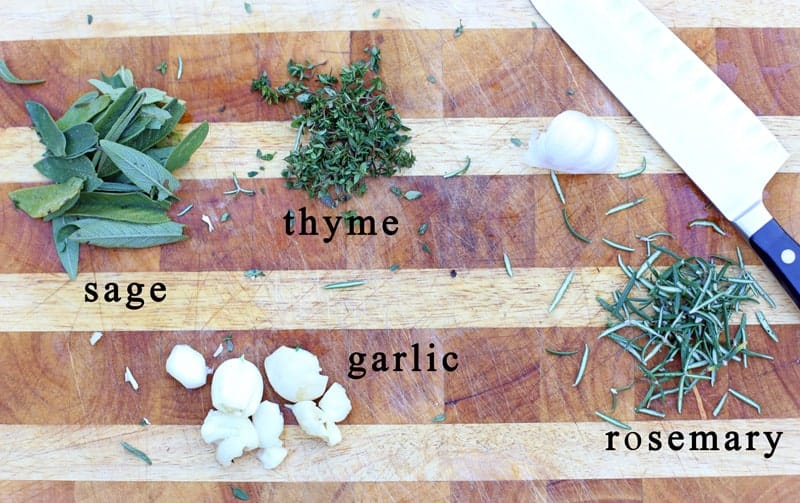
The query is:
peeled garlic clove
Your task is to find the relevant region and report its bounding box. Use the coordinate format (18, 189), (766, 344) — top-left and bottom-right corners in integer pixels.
(523, 110), (618, 174)
(211, 355), (264, 417)
(166, 344), (209, 389)
(318, 382), (352, 423)
(200, 409), (260, 466)
(288, 400), (344, 447)
(257, 446), (289, 469)
(324, 422), (342, 447)
(265, 346), (328, 402)
(252, 400), (284, 448)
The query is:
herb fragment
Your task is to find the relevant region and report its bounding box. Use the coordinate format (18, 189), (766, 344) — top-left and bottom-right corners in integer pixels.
(256, 149), (276, 161)
(618, 156), (647, 178)
(389, 263), (400, 272)
(443, 156), (471, 178)
(87, 14), (93, 25)
(688, 219), (727, 236)
(418, 222), (429, 235)
(121, 441), (152, 465)
(635, 407), (665, 418)
(594, 411), (631, 430)
(224, 172), (256, 197)
(176, 56), (184, 80)
(432, 413), (446, 422)
(176, 204), (193, 217)
(220, 212), (230, 222)
(573, 343), (589, 387)
(510, 137), (522, 147)
(244, 2), (252, 14)
(372, 8), (380, 18)
(548, 270), (575, 313)
(503, 252), (513, 277)
(231, 486), (250, 501)
(156, 61), (168, 75)
(546, 348), (578, 356)
(566, 88), (575, 96)
(606, 197), (646, 216)
(89, 331), (103, 345)
(549, 170), (566, 205)
(712, 392), (729, 417)
(454, 19), (464, 38)
(426, 75), (436, 83)
(562, 208), (592, 244)
(728, 388), (761, 414)
(601, 237), (635, 252)
(756, 310), (778, 343)
(247, 171), (258, 178)
(124, 367), (139, 390)
(403, 190), (423, 200)
(323, 280), (365, 289)
(244, 269), (264, 279)
(421, 242), (431, 254)
(140, 417), (151, 426)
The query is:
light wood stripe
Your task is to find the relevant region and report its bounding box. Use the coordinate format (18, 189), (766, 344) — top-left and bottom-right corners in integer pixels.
(2, 117), (800, 183)
(0, 420), (797, 481)
(2, 0), (800, 43)
(0, 267), (794, 332)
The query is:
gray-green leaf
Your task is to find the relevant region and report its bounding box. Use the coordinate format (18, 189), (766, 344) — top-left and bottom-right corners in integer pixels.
(9, 177), (83, 219)
(164, 121), (209, 172)
(99, 140), (179, 200)
(52, 216), (80, 279)
(34, 155), (103, 192)
(56, 93), (111, 130)
(63, 192), (171, 224)
(92, 86), (136, 138)
(137, 88), (168, 105)
(63, 123), (99, 158)
(144, 146), (175, 166)
(26, 101), (66, 156)
(0, 59), (45, 85)
(69, 219), (186, 248)
(123, 98), (186, 152)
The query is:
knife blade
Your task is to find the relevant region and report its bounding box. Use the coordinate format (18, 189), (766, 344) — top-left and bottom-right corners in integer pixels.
(531, 0), (800, 309)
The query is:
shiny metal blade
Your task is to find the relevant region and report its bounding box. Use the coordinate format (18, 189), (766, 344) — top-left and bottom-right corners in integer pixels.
(531, 0), (789, 235)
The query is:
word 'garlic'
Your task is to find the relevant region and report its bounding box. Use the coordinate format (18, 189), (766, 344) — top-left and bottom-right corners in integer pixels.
(212, 355), (264, 417)
(166, 344), (209, 390)
(265, 346), (328, 402)
(523, 110), (618, 173)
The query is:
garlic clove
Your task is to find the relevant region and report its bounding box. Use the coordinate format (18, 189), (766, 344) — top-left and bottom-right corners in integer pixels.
(264, 346), (329, 403)
(200, 409), (260, 466)
(324, 422), (342, 447)
(166, 344), (209, 389)
(211, 355), (264, 417)
(257, 446), (289, 469)
(287, 400), (343, 447)
(318, 382), (352, 423)
(252, 400), (284, 448)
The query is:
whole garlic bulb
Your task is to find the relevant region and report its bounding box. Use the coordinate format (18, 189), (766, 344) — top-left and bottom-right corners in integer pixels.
(522, 110), (619, 173)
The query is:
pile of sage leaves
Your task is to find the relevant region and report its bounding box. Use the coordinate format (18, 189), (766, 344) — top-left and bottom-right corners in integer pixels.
(9, 66), (208, 279)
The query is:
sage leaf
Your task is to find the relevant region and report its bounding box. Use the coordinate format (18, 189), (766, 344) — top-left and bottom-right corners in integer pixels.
(87, 79), (128, 100)
(123, 98), (185, 151)
(26, 101), (66, 156)
(34, 155), (103, 192)
(64, 192), (171, 224)
(52, 216), (80, 279)
(0, 59), (45, 85)
(96, 182), (142, 193)
(137, 87), (168, 105)
(56, 92), (111, 130)
(63, 122), (99, 158)
(69, 219), (186, 248)
(144, 146), (175, 166)
(99, 140), (179, 200)
(92, 86), (136, 137)
(9, 176), (83, 219)
(96, 92), (146, 176)
(164, 121), (209, 172)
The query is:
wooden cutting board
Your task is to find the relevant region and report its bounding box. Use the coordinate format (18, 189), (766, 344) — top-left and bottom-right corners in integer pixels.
(1, 1), (799, 500)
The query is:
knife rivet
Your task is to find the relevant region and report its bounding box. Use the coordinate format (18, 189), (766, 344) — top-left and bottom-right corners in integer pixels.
(780, 249), (796, 265)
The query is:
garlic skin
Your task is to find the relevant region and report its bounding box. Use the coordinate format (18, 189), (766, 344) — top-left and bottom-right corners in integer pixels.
(264, 346), (329, 402)
(522, 110), (619, 173)
(211, 355), (264, 417)
(166, 344), (209, 390)
(200, 409), (259, 466)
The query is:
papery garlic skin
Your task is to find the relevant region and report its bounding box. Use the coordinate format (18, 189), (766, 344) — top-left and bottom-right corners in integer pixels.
(200, 409), (260, 466)
(523, 110), (619, 174)
(211, 355), (264, 417)
(318, 382), (352, 423)
(264, 346), (329, 402)
(166, 344), (209, 389)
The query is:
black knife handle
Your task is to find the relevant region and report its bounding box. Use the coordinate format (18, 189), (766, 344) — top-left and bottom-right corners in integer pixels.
(749, 218), (800, 309)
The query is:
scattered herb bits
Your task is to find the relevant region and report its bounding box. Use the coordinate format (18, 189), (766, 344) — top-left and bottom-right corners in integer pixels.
(231, 486), (250, 501)
(252, 45), (415, 203)
(323, 279), (366, 290)
(454, 19), (464, 38)
(432, 413), (446, 423)
(0, 59), (45, 85)
(618, 156), (647, 178)
(244, 2), (252, 14)
(548, 270), (575, 313)
(8, 66), (208, 279)
(594, 411), (631, 431)
(688, 219), (727, 236)
(156, 61), (167, 75)
(443, 156), (471, 178)
(426, 75), (436, 83)
(510, 137), (522, 147)
(503, 252), (513, 277)
(372, 8), (381, 18)
(121, 441), (152, 465)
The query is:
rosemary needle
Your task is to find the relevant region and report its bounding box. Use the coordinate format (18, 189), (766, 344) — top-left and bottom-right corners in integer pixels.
(176, 204), (193, 216)
(618, 156), (647, 178)
(562, 207), (592, 243)
(573, 343), (589, 387)
(601, 237), (635, 252)
(503, 252), (513, 277)
(688, 219), (727, 236)
(323, 280), (366, 289)
(121, 441), (152, 465)
(545, 348), (578, 356)
(550, 170), (566, 205)
(728, 388), (761, 414)
(548, 270), (575, 313)
(712, 392), (729, 417)
(606, 197), (646, 216)
(443, 156), (471, 178)
(594, 411), (631, 430)
(756, 311), (779, 343)
(176, 55), (184, 80)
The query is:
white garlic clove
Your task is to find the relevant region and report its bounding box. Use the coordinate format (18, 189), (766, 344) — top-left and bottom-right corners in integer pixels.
(252, 400), (284, 448)
(318, 382), (352, 423)
(287, 400), (343, 447)
(166, 344), (209, 389)
(211, 355), (264, 417)
(264, 346), (329, 403)
(257, 446), (289, 469)
(200, 409), (260, 466)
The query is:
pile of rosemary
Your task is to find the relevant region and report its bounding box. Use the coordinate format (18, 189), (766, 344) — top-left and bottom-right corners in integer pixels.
(252, 45), (415, 206)
(598, 244), (776, 418)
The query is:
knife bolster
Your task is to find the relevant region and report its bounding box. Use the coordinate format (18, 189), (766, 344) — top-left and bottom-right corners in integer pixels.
(733, 201), (772, 238)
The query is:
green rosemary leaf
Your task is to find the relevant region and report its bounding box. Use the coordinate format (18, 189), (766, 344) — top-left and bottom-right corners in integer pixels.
(601, 237), (635, 252)
(548, 270), (575, 313)
(176, 56), (184, 80)
(418, 222), (429, 235)
(443, 156), (471, 178)
(688, 219), (727, 236)
(503, 252), (513, 277)
(635, 407), (666, 418)
(120, 441), (152, 465)
(573, 343), (589, 387)
(712, 392), (729, 417)
(0, 59), (45, 85)
(618, 156), (647, 178)
(323, 280), (365, 289)
(728, 388), (761, 414)
(562, 207), (592, 243)
(594, 411), (631, 430)
(606, 197), (646, 216)
(549, 170), (565, 205)
(545, 348), (578, 356)
(755, 311), (778, 343)
(454, 19), (464, 37)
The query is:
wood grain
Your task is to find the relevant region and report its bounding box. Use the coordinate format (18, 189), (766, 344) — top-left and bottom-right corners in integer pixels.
(2, 0), (800, 500)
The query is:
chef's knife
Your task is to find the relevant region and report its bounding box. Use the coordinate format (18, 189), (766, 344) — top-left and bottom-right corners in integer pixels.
(531, 0), (800, 309)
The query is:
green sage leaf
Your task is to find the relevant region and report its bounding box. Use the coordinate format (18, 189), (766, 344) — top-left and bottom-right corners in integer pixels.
(69, 219), (186, 248)
(56, 92), (111, 130)
(137, 87), (168, 105)
(0, 59), (45, 85)
(9, 176), (83, 219)
(123, 98), (186, 152)
(164, 121), (209, 172)
(91, 86), (136, 137)
(63, 122), (99, 158)
(99, 140), (179, 200)
(96, 182), (143, 193)
(34, 155), (103, 192)
(144, 146), (175, 166)
(26, 101), (66, 156)
(95, 93), (147, 177)
(63, 192), (170, 224)
(52, 216), (80, 279)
